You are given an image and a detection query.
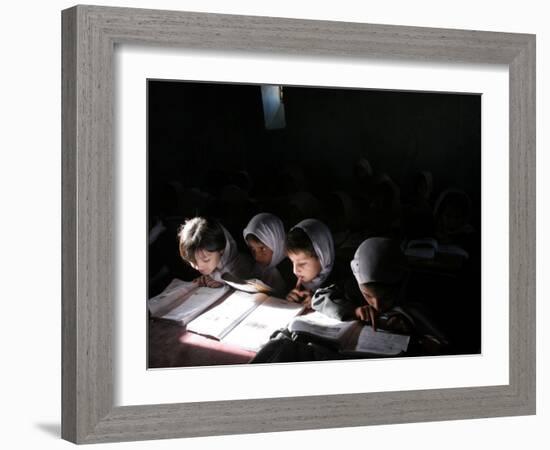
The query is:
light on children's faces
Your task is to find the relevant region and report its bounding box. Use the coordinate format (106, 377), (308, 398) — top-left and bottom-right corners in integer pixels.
(287, 251), (321, 283)
(192, 249), (222, 275)
(360, 285), (379, 311)
(246, 238), (273, 267)
(359, 284), (394, 312)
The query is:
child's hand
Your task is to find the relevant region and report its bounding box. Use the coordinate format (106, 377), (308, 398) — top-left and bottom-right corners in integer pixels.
(286, 277), (312, 306)
(302, 292), (313, 310)
(193, 275), (207, 287)
(355, 305), (378, 331)
(286, 288), (312, 305)
(205, 277), (224, 288)
(193, 275), (224, 288)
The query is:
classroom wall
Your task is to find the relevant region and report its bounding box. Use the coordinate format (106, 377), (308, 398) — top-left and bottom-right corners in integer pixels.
(148, 81), (481, 205)
(1, 1), (546, 450)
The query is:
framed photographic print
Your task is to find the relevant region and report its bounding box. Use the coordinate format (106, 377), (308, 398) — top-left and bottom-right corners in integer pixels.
(146, 80), (481, 369)
(62, 4), (535, 444)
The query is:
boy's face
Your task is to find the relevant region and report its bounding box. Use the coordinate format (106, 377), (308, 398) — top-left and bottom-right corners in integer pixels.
(359, 284), (393, 313)
(191, 249), (222, 275)
(287, 251), (322, 284)
(246, 237), (273, 267)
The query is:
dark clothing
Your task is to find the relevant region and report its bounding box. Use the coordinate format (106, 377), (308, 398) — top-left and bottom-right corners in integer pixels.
(311, 278), (449, 354)
(311, 278), (363, 321)
(251, 329), (343, 364)
(253, 267), (450, 363)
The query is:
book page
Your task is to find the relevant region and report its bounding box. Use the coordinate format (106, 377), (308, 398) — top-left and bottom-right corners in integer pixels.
(353, 327), (410, 356)
(186, 291), (264, 340)
(147, 279), (197, 317)
(223, 297), (304, 351)
(288, 311), (358, 343)
(161, 285), (230, 325)
(221, 272), (273, 294)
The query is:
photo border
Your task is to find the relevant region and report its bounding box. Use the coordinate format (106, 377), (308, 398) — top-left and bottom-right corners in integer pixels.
(61, 5), (535, 444)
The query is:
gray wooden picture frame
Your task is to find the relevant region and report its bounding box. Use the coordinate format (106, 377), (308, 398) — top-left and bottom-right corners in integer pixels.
(61, 4), (536, 444)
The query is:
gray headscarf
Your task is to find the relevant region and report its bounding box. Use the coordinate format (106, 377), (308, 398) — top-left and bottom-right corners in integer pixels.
(243, 213), (286, 269)
(351, 237), (404, 285)
(210, 225), (252, 282)
(291, 219), (335, 291)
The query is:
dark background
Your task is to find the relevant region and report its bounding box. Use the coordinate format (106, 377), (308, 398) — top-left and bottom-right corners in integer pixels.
(147, 80), (482, 355)
(148, 82), (480, 209)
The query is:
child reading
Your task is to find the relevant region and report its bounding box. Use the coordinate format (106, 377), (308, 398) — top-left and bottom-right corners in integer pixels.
(178, 216), (252, 287)
(243, 213), (288, 295)
(312, 237), (448, 354)
(349, 237), (409, 332)
(285, 218), (335, 308)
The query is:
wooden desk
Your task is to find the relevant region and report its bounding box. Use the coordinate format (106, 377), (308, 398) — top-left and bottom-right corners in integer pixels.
(148, 318), (256, 368)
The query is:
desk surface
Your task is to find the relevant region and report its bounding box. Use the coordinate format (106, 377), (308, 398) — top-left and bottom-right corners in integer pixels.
(148, 318), (256, 368)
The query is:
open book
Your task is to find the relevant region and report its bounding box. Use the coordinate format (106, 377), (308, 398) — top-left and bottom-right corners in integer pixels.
(148, 278), (231, 325)
(221, 272), (273, 294)
(187, 291), (305, 351)
(288, 312), (410, 356)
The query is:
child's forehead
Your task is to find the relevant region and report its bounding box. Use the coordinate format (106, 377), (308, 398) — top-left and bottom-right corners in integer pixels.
(246, 236), (266, 247)
(287, 250), (313, 262)
(360, 284), (375, 295)
(195, 249), (218, 259)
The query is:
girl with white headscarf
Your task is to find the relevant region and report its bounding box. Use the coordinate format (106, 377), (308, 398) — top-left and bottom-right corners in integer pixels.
(178, 217), (253, 287)
(349, 238), (406, 328)
(285, 218), (335, 305)
(313, 237), (448, 352)
(312, 237), (405, 325)
(243, 213), (288, 295)
(311, 237), (401, 322)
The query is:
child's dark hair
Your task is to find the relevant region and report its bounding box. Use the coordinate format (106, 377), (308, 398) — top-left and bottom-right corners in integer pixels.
(286, 227), (317, 258)
(178, 217), (226, 265)
(244, 233), (263, 245)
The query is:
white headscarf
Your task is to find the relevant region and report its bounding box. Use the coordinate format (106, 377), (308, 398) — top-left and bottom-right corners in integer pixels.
(243, 213), (286, 269)
(291, 219), (335, 291)
(218, 225), (238, 268)
(351, 237), (404, 285)
(210, 225), (252, 282)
